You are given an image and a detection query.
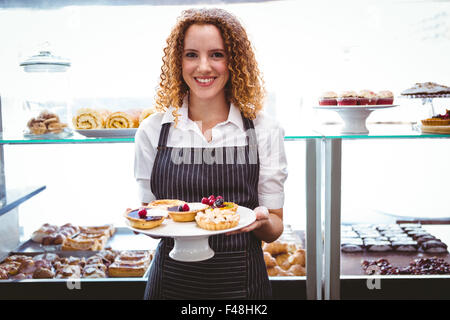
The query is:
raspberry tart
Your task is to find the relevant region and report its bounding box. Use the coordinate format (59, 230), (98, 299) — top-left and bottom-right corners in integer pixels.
(147, 199), (186, 210)
(201, 195), (238, 212)
(125, 208), (167, 229)
(167, 202), (208, 222)
(195, 208), (240, 231)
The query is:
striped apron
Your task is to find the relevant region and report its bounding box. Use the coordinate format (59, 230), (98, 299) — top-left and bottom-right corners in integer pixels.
(144, 114), (272, 300)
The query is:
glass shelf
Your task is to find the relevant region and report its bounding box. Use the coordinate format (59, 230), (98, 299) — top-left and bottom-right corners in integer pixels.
(2, 124), (450, 144)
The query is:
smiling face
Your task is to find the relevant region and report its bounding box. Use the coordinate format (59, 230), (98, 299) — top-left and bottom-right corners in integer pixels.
(182, 24), (230, 103)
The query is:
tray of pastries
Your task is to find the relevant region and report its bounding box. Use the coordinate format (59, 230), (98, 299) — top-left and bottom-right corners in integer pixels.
(0, 249), (153, 280)
(24, 223), (116, 252)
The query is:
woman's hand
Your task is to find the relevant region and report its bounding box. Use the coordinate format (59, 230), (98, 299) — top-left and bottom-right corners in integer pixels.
(226, 206), (270, 235)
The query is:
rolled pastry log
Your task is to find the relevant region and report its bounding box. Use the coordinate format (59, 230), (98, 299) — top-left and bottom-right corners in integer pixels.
(73, 108), (110, 129)
(105, 109), (141, 128)
(139, 108), (156, 124)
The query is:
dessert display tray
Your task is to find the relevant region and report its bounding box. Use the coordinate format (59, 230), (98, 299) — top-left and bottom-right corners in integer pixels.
(314, 105), (398, 134)
(75, 128), (137, 138)
(12, 227), (158, 254)
(126, 206), (256, 262)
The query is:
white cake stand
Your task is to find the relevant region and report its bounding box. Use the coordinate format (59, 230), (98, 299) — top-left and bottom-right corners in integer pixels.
(126, 204), (256, 262)
(314, 105), (398, 134)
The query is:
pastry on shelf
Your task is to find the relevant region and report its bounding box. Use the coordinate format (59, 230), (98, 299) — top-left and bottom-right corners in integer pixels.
(421, 110), (450, 126)
(263, 252), (277, 268)
(105, 109), (141, 129)
(79, 224), (115, 237)
(167, 202), (208, 222)
(125, 207), (167, 229)
(376, 90), (394, 105)
(318, 91), (338, 106)
(195, 208), (240, 231)
(72, 108), (111, 129)
(27, 110), (69, 135)
(61, 236), (103, 251)
(337, 91), (358, 106)
(262, 240), (289, 256)
(357, 90), (378, 105)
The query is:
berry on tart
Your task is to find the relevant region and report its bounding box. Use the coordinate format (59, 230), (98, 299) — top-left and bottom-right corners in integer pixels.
(125, 208), (167, 230)
(203, 195), (238, 212)
(167, 202), (208, 222)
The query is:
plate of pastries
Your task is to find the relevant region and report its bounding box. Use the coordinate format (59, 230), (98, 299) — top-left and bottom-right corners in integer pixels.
(125, 195), (255, 238)
(73, 107), (156, 138)
(0, 249), (152, 280)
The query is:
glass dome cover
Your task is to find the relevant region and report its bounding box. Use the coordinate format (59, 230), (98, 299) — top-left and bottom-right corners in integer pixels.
(20, 50), (71, 72)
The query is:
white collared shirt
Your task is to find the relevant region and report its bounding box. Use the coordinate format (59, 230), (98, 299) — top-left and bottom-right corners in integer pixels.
(134, 100), (288, 209)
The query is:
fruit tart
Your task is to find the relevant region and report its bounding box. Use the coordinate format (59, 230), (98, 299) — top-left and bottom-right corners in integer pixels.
(201, 195), (238, 212)
(166, 202), (208, 222)
(421, 109), (450, 126)
(125, 208), (167, 229)
(147, 199), (186, 210)
(195, 208), (240, 231)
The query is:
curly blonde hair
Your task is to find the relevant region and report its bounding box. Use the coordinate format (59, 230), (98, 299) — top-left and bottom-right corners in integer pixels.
(154, 8), (265, 125)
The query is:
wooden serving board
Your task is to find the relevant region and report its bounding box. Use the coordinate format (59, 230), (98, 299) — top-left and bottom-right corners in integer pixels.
(421, 125), (450, 134)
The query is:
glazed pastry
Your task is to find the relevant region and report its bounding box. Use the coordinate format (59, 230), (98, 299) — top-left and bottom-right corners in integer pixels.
(79, 224), (115, 237)
(263, 252), (276, 268)
(125, 208), (166, 229)
(61, 237), (102, 251)
(288, 264), (306, 276)
(32, 267), (55, 279)
(288, 249), (306, 266)
(275, 253), (291, 271)
(108, 251), (152, 277)
(105, 109), (141, 128)
(267, 266), (290, 277)
(72, 108), (111, 129)
(55, 265), (81, 279)
(262, 241), (289, 256)
(83, 266), (107, 278)
(195, 208), (240, 231)
(167, 202), (208, 222)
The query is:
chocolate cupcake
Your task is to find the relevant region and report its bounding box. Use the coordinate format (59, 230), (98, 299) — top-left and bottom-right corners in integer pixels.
(337, 91), (358, 106)
(318, 91), (338, 106)
(377, 90), (394, 105)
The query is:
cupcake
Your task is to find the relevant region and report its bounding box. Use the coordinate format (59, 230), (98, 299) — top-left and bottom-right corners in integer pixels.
(377, 90), (394, 105)
(357, 90), (378, 105)
(337, 91), (358, 106)
(318, 91), (338, 106)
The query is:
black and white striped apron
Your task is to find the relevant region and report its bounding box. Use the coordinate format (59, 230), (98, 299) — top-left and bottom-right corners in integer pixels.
(144, 114), (272, 300)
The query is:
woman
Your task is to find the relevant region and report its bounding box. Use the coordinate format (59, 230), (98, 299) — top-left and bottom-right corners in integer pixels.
(134, 8), (288, 299)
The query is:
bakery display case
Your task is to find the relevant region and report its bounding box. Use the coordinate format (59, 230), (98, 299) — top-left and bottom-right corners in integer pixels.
(0, 102), (322, 299)
(317, 125), (450, 300)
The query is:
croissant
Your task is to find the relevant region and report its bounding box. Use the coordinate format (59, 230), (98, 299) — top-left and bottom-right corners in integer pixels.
(288, 249), (306, 267)
(263, 252), (276, 268)
(263, 241), (289, 256)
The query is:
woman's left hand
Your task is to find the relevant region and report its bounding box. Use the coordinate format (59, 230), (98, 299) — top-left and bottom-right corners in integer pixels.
(226, 206), (269, 235)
